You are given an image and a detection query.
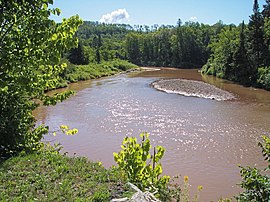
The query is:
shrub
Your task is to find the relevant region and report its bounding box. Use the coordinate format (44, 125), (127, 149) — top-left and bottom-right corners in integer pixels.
(113, 133), (170, 198)
(257, 66), (270, 90)
(0, 90), (49, 159)
(237, 136), (270, 201)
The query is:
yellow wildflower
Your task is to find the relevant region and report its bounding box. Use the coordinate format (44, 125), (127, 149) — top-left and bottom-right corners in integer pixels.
(184, 175), (189, 182)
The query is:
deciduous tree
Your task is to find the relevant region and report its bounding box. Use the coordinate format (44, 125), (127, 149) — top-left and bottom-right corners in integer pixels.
(0, 0), (82, 157)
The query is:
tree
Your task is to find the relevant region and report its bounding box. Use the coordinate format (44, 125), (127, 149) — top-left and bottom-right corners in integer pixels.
(233, 21), (251, 84)
(0, 0), (82, 157)
(202, 26), (239, 78)
(92, 34), (103, 63)
(262, 0), (270, 18)
(263, 5), (270, 65)
(125, 32), (141, 64)
(248, 0), (268, 73)
(68, 42), (90, 65)
(177, 18), (182, 27)
(95, 48), (101, 64)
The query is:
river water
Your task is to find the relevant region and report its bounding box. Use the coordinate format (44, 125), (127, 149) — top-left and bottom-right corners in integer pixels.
(34, 68), (270, 201)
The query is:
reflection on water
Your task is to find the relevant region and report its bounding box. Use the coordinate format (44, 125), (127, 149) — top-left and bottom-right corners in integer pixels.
(34, 68), (270, 201)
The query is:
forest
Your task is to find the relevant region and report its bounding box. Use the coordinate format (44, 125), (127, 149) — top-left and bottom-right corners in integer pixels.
(71, 20), (221, 68)
(68, 0), (270, 90)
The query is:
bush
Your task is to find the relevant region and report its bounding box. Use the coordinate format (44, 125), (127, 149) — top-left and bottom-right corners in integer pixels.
(113, 133), (170, 199)
(201, 62), (217, 76)
(237, 136), (270, 201)
(0, 90), (49, 159)
(257, 66), (270, 90)
(62, 60), (138, 84)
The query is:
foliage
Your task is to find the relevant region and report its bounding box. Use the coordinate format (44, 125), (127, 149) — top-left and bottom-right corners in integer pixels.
(0, 151), (131, 201)
(237, 136), (270, 202)
(248, 0), (268, 71)
(257, 66), (270, 90)
(113, 133), (170, 198)
(73, 20), (226, 68)
(62, 59), (138, 84)
(202, 26), (239, 80)
(259, 135), (270, 168)
(123, 23), (214, 68)
(202, 0), (270, 89)
(75, 21), (130, 64)
(68, 42), (90, 65)
(0, 0), (82, 157)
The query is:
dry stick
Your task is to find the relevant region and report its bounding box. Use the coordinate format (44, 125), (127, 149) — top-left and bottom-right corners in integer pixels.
(153, 147), (156, 182)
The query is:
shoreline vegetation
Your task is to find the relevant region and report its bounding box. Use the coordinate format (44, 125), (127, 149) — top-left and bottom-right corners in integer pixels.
(53, 59), (139, 90)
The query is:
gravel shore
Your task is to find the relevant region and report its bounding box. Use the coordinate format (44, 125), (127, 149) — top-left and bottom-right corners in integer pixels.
(152, 79), (235, 101)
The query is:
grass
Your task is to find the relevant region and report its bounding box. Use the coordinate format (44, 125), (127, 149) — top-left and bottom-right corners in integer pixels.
(56, 59), (139, 88)
(0, 151), (133, 201)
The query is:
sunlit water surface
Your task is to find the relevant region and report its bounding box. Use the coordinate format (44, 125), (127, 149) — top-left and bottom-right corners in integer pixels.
(34, 68), (270, 201)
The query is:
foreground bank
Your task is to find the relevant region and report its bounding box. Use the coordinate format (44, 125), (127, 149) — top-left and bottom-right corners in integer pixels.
(1, 134), (269, 201)
(0, 151), (132, 201)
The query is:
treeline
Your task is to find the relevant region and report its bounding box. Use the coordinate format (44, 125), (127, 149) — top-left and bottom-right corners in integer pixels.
(125, 21), (216, 68)
(69, 22), (130, 64)
(67, 0), (270, 90)
(69, 20), (229, 68)
(202, 0), (270, 89)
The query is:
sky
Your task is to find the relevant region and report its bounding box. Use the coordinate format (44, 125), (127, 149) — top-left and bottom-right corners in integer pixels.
(50, 0), (266, 26)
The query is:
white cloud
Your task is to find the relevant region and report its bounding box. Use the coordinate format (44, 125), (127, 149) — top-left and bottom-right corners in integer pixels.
(189, 16), (198, 21)
(99, 9), (130, 24)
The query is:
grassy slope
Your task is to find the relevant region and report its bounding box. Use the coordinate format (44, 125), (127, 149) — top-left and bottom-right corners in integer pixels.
(57, 59), (139, 88)
(0, 152), (132, 201)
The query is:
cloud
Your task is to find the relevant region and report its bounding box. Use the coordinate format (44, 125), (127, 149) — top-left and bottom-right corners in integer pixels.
(189, 16), (198, 21)
(99, 9), (130, 24)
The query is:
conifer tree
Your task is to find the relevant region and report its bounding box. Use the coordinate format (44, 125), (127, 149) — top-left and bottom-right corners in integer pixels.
(96, 49), (101, 64)
(248, 0), (267, 77)
(68, 42), (89, 65)
(233, 21), (251, 84)
(262, 0), (270, 65)
(262, 0), (270, 18)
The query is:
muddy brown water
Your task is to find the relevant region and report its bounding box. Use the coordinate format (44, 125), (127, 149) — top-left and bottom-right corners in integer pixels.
(34, 68), (270, 201)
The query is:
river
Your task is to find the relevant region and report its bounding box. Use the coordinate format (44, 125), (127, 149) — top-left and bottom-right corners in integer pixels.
(34, 68), (270, 201)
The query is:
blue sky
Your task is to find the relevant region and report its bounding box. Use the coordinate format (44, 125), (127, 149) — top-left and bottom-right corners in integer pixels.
(51, 0), (266, 25)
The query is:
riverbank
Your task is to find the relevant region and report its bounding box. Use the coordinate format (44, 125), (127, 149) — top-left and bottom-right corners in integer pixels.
(201, 65), (270, 91)
(55, 59), (139, 89)
(0, 151), (133, 201)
